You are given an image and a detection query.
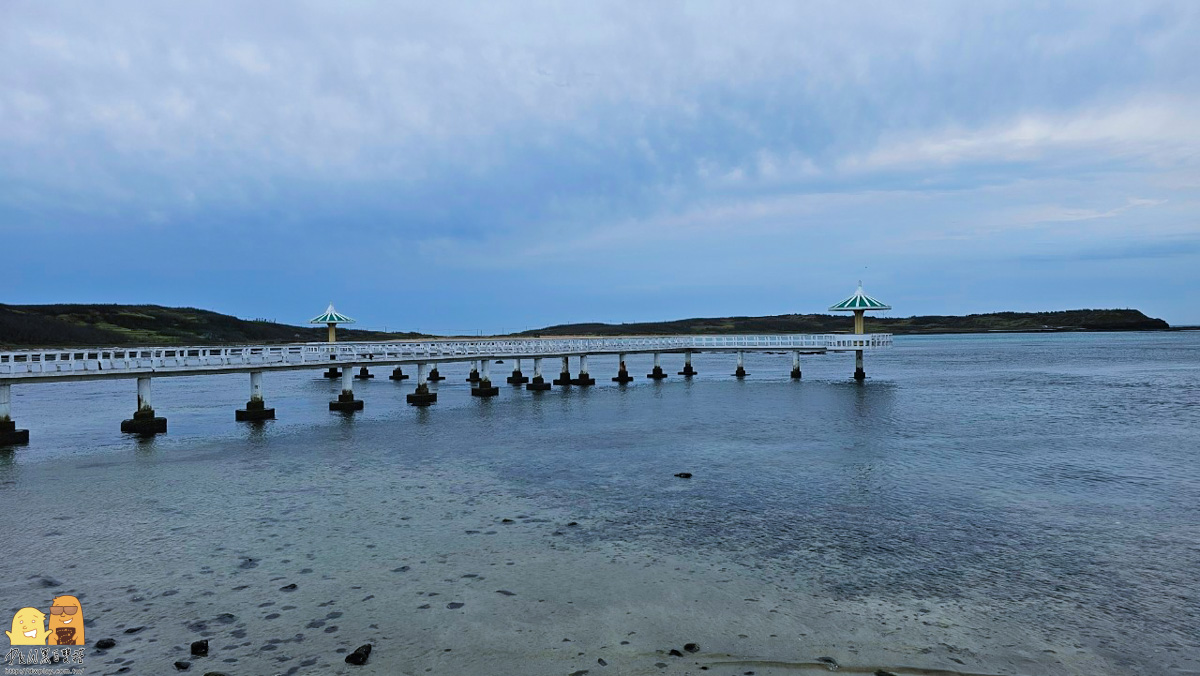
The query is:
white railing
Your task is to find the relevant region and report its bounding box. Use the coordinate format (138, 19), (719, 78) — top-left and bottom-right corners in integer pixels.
(0, 334), (891, 381)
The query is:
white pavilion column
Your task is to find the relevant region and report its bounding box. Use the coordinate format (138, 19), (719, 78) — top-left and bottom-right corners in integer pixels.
(679, 350), (697, 377)
(791, 351), (802, 379)
(238, 370), (276, 421)
(734, 351), (748, 378)
(528, 357), (550, 390)
(121, 376), (167, 435)
(408, 362), (438, 405)
(0, 383), (28, 446)
(613, 352), (633, 383)
(648, 352), (667, 379)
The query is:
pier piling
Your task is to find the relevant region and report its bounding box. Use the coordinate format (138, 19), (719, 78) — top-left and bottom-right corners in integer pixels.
(389, 366), (409, 381)
(507, 358), (528, 385)
(572, 355), (596, 386)
(527, 357), (551, 391)
(679, 351), (697, 377)
(329, 366), (364, 412)
(0, 383), (29, 446)
(121, 376), (167, 435)
(237, 371), (276, 421)
(613, 353), (633, 383)
(467, 360), (481, 383)
(791, 351), (802, 379)
(734, 351), (748, 378)
(471, 359), (499, 397)
(427, 364), (445, 381)
(407, 363), (438, 406)
(648, 352), (667, 380)
(354, 366), (374, 380)
(553, 356), (573, 386)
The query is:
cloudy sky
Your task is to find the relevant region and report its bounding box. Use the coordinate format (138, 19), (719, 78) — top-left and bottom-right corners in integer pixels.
(2, 1), (1198, 332)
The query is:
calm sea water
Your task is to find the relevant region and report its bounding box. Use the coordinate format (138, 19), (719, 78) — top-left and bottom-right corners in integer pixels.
(2, 332), (1198, 674)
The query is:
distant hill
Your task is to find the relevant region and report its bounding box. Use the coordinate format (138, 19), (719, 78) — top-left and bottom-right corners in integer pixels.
(0, 304), (1169, 349)
(519, 309), (1169, 336)
(0, 304), (424, 348)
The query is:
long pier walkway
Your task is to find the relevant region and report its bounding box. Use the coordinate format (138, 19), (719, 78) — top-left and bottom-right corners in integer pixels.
(0, 333), (892, 443)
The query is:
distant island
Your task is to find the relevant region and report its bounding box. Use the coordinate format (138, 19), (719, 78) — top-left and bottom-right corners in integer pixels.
(0, 303), (1171, 349)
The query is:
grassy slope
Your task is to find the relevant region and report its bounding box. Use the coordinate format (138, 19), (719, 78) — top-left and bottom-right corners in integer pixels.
(0, 304), (1169, 349)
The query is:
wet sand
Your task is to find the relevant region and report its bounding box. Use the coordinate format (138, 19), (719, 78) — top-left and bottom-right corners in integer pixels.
(2, 440), (1132, 676)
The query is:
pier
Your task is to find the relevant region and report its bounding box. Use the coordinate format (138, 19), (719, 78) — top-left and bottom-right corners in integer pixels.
(0, 286), (893, 446)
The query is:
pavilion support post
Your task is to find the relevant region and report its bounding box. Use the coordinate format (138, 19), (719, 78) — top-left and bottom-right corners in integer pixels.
(507, 358), (528, 385)
(472, 358), (499, 397)
(527, 357), (551, 391)
(572, 355), (596, 386)
(613, 353), (633, 383)
(236, 371), (276, 421)
(647, 352), (668, 379)
(734, 351), (748, 378)
(427, 363), (445, 381)
(407, 363), (438, 406)
(355, 366), (374, 380)
(0, 383), (29, 447)
(467, 360), (481, 382)
(679, 351), (697, 377)
(121, 376), (167, 435)
(330, 366), (364, 412)
(791, 351), (802, 379)
(389, 365), (409, 381)
(553, 356), (573, 386)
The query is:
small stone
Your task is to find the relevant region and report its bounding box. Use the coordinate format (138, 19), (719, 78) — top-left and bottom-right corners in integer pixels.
(684, 642), (700, 653)
(124, 626), (145, 634)
(446, 602), (464, 609)
(279, 583), (298, 592)
(674, 472), (692, 479)
(668, 648), (683, 657)
(95, 638), (116, 650)
(391, 566), (410, 573)
(344, 643), (372, 666)
(567, 521), (579, 527)
(817, 656), (839, 670)
(174, 661), (191, 671)
(495, 590), (516, 596)
(598, 657), (608, 666)
(190, 639), (209, 656)
(874, 671), (899, 676)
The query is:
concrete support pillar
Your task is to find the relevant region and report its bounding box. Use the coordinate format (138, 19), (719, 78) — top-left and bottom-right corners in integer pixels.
(467, 360), (481, 382)
(854, 350), (866, 381)
(472, 358), (499, 397)
(121, 376), (167, 435)
(323, 367), (341, 379)
(679, 350), (697, 377)
(507, 357), (528, 385)
(572, 354), (596, 386)
(0, 383), (29, 447)
(648, 352), (667, 379)
(355, 366), (374, 380)
(553, 356), (573, 386)
(734, 351), (748, 378)
(330, 366), (364, 412)
(407, 363), (438, 406)
(791, 350), (802, 379)
(237, 370), (276, 421)
(389, 365), (409, 381)
(427, 363), (445, 381)
(527, 357), (550, 390)
(613, 353), (633, 383)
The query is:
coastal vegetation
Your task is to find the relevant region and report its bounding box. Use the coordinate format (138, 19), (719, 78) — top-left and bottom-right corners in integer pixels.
(0, 304), (1169, 349)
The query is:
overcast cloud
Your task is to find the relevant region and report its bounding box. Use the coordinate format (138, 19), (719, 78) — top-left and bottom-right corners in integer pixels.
(2, 1), (1198, 331)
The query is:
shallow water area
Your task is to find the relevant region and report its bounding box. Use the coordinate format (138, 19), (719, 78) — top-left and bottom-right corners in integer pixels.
(2, 333), (1198, 675)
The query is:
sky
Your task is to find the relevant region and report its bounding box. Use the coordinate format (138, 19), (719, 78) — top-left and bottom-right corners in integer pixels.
(2, 1), (1198, 333)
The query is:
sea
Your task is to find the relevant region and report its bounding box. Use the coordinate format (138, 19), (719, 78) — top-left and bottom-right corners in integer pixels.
(1, 332), (1197, 675)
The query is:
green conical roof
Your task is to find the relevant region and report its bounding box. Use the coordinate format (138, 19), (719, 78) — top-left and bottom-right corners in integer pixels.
(829, 283), (890, 312)
(310, 303), (355, 324)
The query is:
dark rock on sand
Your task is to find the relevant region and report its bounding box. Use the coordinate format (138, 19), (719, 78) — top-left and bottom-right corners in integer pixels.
(875, 671), (899, 676)
(95, 638), (116, 650)
(280, 583), (298, 592)
(496, 590), (516, 596)
(345, 644), (372, 666)
(191, 639), (209, 656)
(668, 648), (684, 657)
(174, 660), (191, 670)
(447, 602), (464, 609)
(124, 626), (146, 634)
(598, 657), (608, 665)
(674, 472), (692, 479)
(202, 672), (229, 676)
(684, 643), (700, 653)
(816, 656), (839, 670)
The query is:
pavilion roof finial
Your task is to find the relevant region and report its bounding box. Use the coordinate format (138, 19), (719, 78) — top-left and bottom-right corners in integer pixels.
(310, 303), (355, 325)
(829, 283), (890, 312)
